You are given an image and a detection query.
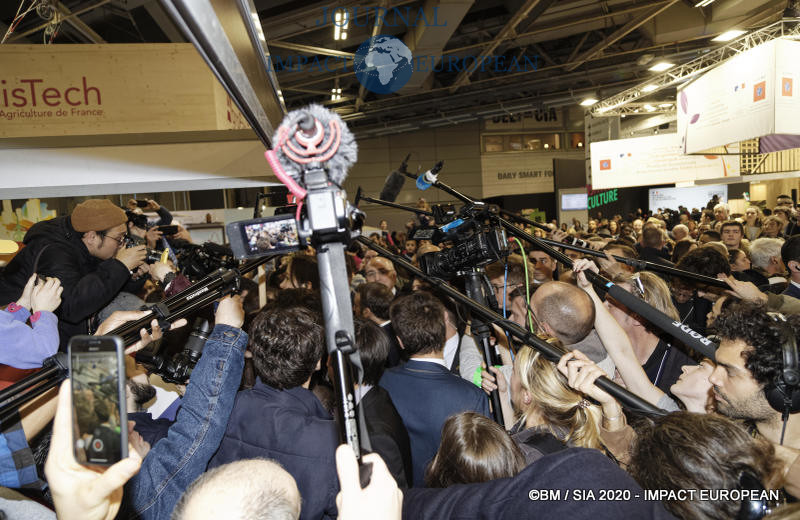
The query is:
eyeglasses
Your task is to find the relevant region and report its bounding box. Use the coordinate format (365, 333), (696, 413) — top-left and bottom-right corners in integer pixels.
(101, 232), (126, 246)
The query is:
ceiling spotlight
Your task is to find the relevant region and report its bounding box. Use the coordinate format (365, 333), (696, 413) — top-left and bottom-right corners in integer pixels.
(694, 0), (715, 6)
(642, 84), (658, 93)
(580, 98), (598, 106)
(644, 104), (656, 112)
(636, 53), (655, 66)
(658, 103), (673, 108)
(649, 62), (674, 72)
(712, 30), (746, 42)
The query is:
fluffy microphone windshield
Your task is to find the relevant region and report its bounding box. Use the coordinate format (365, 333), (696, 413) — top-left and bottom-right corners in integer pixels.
(379, 153), (410, 202)
(270, 104), (357, 187)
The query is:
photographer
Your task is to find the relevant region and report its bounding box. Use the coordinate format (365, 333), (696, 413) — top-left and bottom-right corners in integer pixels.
(0, 199), (146, 349)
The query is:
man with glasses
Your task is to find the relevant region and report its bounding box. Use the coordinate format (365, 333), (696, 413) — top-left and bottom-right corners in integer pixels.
(0, 199), (146, 348)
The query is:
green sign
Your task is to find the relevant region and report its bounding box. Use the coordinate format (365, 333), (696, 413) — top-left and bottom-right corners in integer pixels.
(587, 188), (617, 210)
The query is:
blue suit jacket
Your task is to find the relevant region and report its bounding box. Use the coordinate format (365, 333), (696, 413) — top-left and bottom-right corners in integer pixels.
(379, 359), (491, 487)
(784, 282), (800, 301)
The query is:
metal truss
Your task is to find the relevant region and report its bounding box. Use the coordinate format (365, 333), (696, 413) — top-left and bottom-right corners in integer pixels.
(590, 18), (800, 116)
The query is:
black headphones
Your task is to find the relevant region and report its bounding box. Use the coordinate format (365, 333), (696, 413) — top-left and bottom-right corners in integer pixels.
(737, 469), (772, 520)
(764, 313), (800, 416)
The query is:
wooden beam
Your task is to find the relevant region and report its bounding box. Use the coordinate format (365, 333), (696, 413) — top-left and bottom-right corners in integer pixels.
(563, 0), (681, 72)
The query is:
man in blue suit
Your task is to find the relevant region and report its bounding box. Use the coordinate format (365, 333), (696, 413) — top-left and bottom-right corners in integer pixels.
(379, 291), (491, 487)
(782, 236), (800, 300)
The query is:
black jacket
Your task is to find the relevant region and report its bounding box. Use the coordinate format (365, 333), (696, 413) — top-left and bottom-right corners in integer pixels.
(0, 216), (130, 348)
(360, 385), (412, 489)
(208, 379), (339, 520)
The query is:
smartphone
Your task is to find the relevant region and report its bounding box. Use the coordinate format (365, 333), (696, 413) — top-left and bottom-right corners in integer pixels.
(68, 335), (127, 466)
(227, 214), (301, 259)
(156, 225), (179, 236)
(136, 200), (150, 208)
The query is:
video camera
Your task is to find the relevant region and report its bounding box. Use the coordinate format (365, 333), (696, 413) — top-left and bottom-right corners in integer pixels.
(415, 201), (509, 279)
(172, 242), (238, 280)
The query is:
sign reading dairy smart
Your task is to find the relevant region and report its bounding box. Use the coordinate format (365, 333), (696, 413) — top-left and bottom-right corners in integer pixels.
(590, 133), (738, 190)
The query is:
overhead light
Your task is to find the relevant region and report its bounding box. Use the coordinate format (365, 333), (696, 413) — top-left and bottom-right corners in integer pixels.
(642, 84), (658, 93)
(333, 10), (349, 41)
(543, 143), (550, 149)
(658, 103), (673, 108)
(577, 142), (583, 147)
(649, 62), (674, 72)
(644, 104), (656, 112)
(580, 98), (598, 106)
(330, 87), (342, 101)
(694, 0), (715, 6)
(712, 30), (746, 42)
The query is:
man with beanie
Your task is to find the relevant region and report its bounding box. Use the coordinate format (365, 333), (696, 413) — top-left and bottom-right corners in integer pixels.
(0, 199), (146, 348)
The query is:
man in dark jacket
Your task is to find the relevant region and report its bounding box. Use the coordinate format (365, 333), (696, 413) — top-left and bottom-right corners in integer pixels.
(380, 291), (491, 487)
(208, 304), (338, 520)
(0, 199), (146, 348)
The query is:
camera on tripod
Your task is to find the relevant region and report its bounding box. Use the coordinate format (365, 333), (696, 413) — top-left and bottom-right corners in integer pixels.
(416, 201), (510, 279)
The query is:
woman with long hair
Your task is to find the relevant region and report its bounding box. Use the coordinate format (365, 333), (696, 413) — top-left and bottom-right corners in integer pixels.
(481, 340), (605, 463)
(744, 205), (762, 240)
(424, 412), (525, 488)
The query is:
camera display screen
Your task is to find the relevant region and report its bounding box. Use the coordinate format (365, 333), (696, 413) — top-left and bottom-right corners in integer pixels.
(71, 350), (123, 465)
(243, 217), (299, 254)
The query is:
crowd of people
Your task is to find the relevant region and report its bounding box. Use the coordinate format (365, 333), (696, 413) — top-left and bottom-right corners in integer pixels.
(0, 193), (798, 519)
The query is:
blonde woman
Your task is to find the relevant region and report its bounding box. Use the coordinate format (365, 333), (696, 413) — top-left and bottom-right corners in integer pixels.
(481, 341), (605, 464)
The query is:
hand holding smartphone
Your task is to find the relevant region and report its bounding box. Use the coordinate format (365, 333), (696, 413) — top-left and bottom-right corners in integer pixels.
(68, 335), (127, 466)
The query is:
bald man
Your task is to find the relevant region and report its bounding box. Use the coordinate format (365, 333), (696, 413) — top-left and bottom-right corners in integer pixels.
(529, 281), (614, 376)
(173, 459), (301, 520)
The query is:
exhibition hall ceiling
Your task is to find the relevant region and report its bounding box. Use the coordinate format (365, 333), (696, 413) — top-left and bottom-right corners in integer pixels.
(1, 0), (790, 137)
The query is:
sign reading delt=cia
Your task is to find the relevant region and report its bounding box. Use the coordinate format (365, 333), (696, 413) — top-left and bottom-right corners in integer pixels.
(0, 44), (248, 138)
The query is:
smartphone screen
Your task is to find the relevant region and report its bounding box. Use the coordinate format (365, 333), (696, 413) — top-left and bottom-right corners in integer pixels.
(68, 336), (127, 466)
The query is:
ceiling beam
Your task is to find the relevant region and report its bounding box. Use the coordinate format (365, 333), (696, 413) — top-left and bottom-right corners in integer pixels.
(448, 0), (546, 93)
(531, 42), (556, 66)
(354, 0), (387, 111)
(142, 0), (184, 42)
(268, 40), (354, 59)
(6, 0), (112, 43)
(563, 0), (681, 72)
(566, 30), (590, 64)
(55, 1), (106, 43)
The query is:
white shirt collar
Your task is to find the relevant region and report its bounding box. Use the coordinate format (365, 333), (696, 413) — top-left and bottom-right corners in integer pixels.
(443, 333), (459, 370)
(410, 357), (447, 367)
(354, 384), (373, 404)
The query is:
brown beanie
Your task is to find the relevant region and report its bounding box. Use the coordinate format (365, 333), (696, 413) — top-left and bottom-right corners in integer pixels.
(71, 199), (128, 233)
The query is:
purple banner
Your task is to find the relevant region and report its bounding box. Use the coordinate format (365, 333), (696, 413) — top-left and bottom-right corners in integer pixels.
(759, 134), (800, 153)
